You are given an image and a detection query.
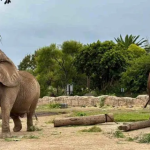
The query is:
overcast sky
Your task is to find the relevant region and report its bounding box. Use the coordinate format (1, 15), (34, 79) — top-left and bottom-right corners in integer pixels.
(0, 0), (149, 66)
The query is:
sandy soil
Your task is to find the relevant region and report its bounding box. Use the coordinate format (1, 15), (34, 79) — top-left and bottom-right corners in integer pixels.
(0, 113), (150, 150)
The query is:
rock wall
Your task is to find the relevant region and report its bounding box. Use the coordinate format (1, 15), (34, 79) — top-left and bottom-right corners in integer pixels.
(38, 95), (149, 107)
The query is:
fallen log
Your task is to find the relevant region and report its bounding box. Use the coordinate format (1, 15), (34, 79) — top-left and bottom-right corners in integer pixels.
(118, 120), (150, 131)
(54, 113), (114, 127)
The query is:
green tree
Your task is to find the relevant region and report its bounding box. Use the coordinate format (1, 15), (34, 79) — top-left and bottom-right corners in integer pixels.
(99, 46), (129, 91)
(61, 40), (83, 56)
(55, 40), (83, 94)
(115, 35), (147, 49)
(35, 44), (58, 96)
(144, 38), (150, 53)
(35, 41), (83, 96)
(75, 40), (116, 76)
(18, 52), (37, 75)
(127, 44), (146, 58)
(121, 54), (150, 93)
(74, 40), (116, 90)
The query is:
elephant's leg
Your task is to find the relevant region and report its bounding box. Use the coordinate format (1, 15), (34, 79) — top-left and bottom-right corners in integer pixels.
(27, 99), (38, 132)
(1, 88), (19, 138)
(11, 116), (22, 132)
(1, 109), (11, 138)
(27, 112), (34, 131)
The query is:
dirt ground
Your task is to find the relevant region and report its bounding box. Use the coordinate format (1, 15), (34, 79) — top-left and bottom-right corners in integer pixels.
(1, 112), (150, 150)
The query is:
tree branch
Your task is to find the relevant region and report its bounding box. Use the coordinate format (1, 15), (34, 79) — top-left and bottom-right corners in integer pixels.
(1, 0), (11, 4)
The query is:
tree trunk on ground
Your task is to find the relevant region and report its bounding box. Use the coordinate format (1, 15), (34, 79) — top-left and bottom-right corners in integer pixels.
(118, 120), (150, 131)
(54, 113), (114, 127)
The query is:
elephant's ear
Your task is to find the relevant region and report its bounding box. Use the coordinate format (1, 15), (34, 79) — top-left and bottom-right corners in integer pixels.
(0, 50), (20, 87)
(0, 62), (20, 87)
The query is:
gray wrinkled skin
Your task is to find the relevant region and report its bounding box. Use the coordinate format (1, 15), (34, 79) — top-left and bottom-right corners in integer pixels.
(0, 50), (40, 138)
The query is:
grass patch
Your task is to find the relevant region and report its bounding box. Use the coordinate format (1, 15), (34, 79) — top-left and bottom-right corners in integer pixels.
(99, 97), (106, 107)
(126, 137), (134, 142)
(138, 133), (150, 143)
(23, 135), (39, 139)
(113, 130), (125, 138)
(36, 104), (150, 122)
(5, 136), (21, 142)
(75, 112), (87, 116)
(28, 126), (42, 132)
(45, 120), (54, 124)
(115, 111), (150, 122)
(80, 126), (102, 132)
(49, 103), (61, 109)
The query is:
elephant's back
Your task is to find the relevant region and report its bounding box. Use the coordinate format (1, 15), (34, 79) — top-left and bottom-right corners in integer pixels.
(18, 71), (38, 82)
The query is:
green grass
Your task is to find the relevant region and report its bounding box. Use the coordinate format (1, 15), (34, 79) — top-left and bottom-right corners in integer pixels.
(113, 130), (125, 138)
(115, 111), (150, 122)
(49, 103), (61, 109)
(80, 126), (102, 132)
(126, 137), (134, 142)
(75, 112), (87, 116)
(99, 97), (106, 107)
(28, 126), (42, 132)
(72, 110), (150, 122)
(5, 136), (21, 142)
(36, 104), (50, 112)
(45, 120), (54, 124)
(36, 104), (150, 122)
(138, 133), (150, 143)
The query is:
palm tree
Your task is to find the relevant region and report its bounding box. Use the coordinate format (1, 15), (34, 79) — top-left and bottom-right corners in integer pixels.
(144, 38), (150, 53)
(114, 34), (147, 49)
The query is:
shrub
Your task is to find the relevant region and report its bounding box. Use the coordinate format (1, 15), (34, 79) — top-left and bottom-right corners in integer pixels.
(139, 133), (150, 143)
(99, 97), (106, 107)
(113, 130), (125, 138)
(49, 103), (61, 109)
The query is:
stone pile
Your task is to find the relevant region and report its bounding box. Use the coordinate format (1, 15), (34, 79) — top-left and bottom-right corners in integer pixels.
(38, 95), (149, 107)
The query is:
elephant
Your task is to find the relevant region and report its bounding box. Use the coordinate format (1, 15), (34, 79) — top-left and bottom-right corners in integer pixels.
(0, 49), (40, 138)
(144, 73), (150, 108)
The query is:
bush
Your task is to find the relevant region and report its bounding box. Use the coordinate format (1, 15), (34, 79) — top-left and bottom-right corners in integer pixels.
(99, 97), (106, 107)
(113, 130), (125, 138)
(139, 133), (150, 143)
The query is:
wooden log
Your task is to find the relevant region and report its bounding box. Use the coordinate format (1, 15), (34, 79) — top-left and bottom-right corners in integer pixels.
(54, 113), (114, 127)
(118, 120), (150, 131)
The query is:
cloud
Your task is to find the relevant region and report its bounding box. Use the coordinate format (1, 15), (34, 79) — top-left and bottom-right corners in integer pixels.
(0, 0), (149, 65)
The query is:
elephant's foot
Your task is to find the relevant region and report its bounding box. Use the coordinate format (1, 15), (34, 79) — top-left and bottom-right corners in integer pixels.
(1, 132), (11, 139)
(11, 115), (22, 132)
(27, 125), (35, 132)
(13, 125), (22, 132)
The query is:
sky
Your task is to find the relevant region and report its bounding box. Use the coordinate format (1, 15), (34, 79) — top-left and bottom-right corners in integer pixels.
(0, 0), (149, 66)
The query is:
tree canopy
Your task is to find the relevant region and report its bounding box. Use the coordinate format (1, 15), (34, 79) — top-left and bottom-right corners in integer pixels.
(18, 35), (149, 97)
(115, 35), (147, 49)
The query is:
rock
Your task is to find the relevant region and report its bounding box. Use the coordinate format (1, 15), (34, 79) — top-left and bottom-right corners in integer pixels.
(38, 94), (149, 107)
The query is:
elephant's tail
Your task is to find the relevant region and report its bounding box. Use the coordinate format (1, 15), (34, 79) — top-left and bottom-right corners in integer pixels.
(35, 113), (38, 121)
